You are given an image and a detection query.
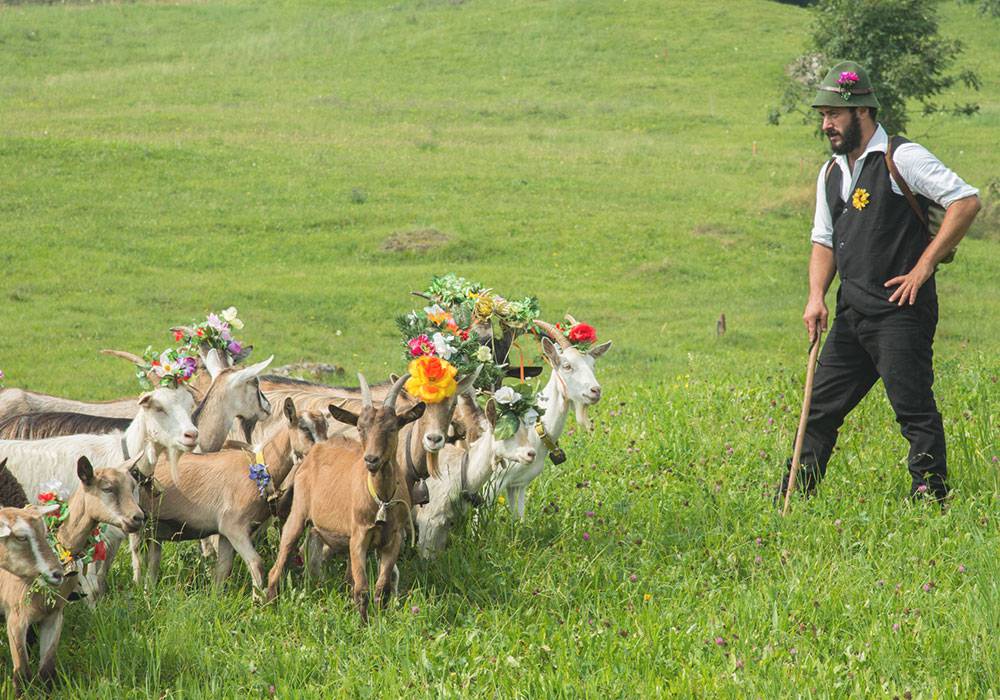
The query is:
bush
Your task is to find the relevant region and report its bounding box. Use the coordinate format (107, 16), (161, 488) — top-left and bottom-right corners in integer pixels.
(770, 0), (980, 134)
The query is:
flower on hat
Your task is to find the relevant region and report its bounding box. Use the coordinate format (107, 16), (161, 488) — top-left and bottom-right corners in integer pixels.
(837, 71), (860, 101)
(405, 356), (458, 404)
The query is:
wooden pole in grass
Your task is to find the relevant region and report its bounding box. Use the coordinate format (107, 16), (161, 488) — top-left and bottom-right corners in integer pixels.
(782, 330), (823, 517)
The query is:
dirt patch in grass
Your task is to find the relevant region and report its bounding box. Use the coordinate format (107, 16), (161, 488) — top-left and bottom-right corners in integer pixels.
(381, 228), (451, 253)
(691, 224), (741, 248)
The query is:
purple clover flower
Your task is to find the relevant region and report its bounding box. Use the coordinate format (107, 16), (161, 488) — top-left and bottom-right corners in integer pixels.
(228, 340), (243, 356)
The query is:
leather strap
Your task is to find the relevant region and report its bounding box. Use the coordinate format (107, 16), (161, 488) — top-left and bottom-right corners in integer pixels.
(404, 424), (427, 481)
(885, 139), (929, 233)
(458, 452), (483, 507)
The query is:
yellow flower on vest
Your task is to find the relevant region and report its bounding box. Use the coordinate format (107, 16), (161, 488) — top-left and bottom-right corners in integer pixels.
(852, 187), (870, 211)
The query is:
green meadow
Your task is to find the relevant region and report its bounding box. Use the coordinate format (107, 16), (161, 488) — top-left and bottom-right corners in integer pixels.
(1, 0), (998, 696)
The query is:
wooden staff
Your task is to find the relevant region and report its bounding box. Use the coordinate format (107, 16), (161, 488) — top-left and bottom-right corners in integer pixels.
(782, 331), (823, 516)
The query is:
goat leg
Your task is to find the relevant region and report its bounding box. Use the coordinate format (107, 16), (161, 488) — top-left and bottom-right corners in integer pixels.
(36, 610), (64, 687)
(373, 534), (402, 608)
(266, 500), (308, 601)
(6, 611), (30, 696)
(349, 535), (370, 623)
(220, 526), (265, 591)
(213, 536), (236, 587)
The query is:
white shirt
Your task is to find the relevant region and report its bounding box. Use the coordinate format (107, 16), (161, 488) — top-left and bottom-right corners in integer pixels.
(811, 125), (979, 248)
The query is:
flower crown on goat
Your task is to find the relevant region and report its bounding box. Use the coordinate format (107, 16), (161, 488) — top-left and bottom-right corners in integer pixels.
(397, 301), (503, 391)
(535, 315), (598, 350)
(404, 356), (459, 404)
(136, 345), (198, 390)
(172, 306), (247, 363)
(480, 382), (545, 441)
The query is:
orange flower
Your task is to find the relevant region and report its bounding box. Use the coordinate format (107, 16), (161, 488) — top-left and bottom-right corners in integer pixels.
(405, 356), (458, 404)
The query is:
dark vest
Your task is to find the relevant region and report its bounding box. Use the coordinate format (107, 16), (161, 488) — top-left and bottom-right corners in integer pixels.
(825, 135), (936, 316)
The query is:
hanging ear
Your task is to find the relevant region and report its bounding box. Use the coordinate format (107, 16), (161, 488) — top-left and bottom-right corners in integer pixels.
(77, 456), (95, 486)
(283, 397), (298, 425)
(540, 337), (562, 366)
(396, 402), (426, 427)
(589, 341), (612, 359)
(484, 399), (498, 427)
(328, 404), (360, 426)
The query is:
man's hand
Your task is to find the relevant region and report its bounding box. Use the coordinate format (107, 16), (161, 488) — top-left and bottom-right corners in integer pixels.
(885, 261), (933, 306)
(803, 296), (828, 343)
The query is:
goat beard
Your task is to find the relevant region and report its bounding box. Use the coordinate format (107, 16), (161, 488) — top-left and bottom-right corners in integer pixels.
(166, 446), (183, 484)
(425, 450), (439, 479)
(574, 402), (593, 432)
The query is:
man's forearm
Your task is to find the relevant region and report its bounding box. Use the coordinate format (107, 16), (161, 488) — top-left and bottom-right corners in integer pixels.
(808, 243), (837, 300)
(917, 195), (982, 269)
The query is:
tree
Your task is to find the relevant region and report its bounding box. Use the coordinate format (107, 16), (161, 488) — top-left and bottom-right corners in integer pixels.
(770, 0), (980, 134)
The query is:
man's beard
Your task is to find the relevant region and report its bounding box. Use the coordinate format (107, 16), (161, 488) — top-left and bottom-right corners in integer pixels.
(827, 110), (862, 155)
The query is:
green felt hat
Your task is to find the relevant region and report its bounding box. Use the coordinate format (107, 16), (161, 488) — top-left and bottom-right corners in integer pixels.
(811, 61), (880, 109)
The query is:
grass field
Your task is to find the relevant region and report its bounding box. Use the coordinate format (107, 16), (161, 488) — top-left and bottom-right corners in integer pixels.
(1, 0), (998, 697)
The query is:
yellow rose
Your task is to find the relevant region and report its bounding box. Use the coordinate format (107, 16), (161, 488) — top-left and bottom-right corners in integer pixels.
(404, 356), (458, 404)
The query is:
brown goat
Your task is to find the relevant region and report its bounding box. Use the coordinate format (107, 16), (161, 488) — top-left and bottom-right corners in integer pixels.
(132, 398), (327, 591)
(1, 456), (143, 694)
(266, 374), (424, 621)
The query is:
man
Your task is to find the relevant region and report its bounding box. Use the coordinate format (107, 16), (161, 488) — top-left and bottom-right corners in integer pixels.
(778, 61), (981, 502)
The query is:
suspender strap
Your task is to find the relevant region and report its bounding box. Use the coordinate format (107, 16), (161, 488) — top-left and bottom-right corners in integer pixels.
(885, 139), (929, 232)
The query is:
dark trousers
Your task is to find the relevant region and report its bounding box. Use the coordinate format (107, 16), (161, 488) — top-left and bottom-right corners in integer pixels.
(783, 303), (947, 498)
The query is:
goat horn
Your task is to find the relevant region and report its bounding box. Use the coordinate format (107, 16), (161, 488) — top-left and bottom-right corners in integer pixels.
(383, 373), (410, 409)
(533, 320), (572, 350)
(565, 314), (579, 326)
(358, 373), (373, 409)
(100, 349), (146, 367)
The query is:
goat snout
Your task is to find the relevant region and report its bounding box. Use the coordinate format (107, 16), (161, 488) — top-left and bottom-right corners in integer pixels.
(181, 429), (199, 447)
(587, 386), (602, 402)
(45, 569), (64, 586)
(123, 513), (145, 533)
(524, 448), (537, 463)
(364, 455), (381, 472)
(424, 433), (446, 451)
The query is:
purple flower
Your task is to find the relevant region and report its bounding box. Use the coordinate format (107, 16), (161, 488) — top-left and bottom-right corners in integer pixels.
(411, 605), (420, 614)
(585, 510), (595, 518)
(714, 637), (726, 646)
(181, 356), (197, 379)
(958, 564), (967, 574)
(227, 340), (242, 356)
(755, 537), (763, 546)
(220, 325), (233, 342)
(992, 456), (998, 464)
(838, 71), (859, 85)
(629, 574), (638, 582)
(206, 313), (225, 332)
(582, 532), (591, 542)
(922, 581), (934, 592)
(892, 623), (900, 632)
(916, 484), (928, 494)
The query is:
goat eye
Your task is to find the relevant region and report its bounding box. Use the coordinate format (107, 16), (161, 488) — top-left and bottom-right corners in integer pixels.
(101, 486), (115, 493)
(14, 534), (27, 542)
(561, 363), (573, 371)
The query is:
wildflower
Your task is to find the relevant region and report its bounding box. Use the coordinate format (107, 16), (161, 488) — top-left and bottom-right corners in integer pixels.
(629, 574), (638, 582)
(958, 564), (967, 574)
(497, 495), (506, 506)
(643, 593), (651, 602)
(755, 537), (763, 546)
(714, 637), (726, 646)
(585, 511), (595, 518)
(411, 606), (420, 614)
(582, 532), (591, 542)
(922, 582), (934, 592)
(475, 345), (493, 362)
(893, 623), (900, 632)
(735, 658), (744, 669)
(916, 484), (928, 494)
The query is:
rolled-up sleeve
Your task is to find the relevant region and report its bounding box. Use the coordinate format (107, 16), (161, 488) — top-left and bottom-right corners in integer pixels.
(894, 142), (979, 208)
(810, 164), (834, 248)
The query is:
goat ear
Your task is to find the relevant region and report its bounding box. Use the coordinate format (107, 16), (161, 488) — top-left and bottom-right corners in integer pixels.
(0, 457), (6, 471)
(231, 355), (274, 385)
(230, 344), (254, 364)
(397, 402), (426, 427)
(328, 404), (360, 427)
(137, 392), (154, 408)
(283, 397), (297, 424)
(589, 341), (612, 359)
(484, 399), (498, 427)
(77, 456), (95, 486)
(456, 365), (482, 394)
(540, 337), (562, 366)
(0, 522), (10, 538)
(389, 373), (400, 383)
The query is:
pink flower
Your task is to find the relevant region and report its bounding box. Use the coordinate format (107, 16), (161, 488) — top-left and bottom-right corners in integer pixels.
(582, 532), (591, 542)
(922, 581), (934, 592)
(958, 564), (967, 574)
(408, 334), (435, 357)
(838, 71), (859, 85)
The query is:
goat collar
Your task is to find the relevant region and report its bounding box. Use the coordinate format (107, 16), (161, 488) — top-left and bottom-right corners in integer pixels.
(366, 473), (415, 547)
(404, 424), (428, 480)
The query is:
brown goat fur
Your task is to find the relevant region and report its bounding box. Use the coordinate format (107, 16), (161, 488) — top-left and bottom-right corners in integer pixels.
(266, 375), (424, 621)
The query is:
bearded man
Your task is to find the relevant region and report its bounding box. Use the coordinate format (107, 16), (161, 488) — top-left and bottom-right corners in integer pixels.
(777, 61), (981, 502)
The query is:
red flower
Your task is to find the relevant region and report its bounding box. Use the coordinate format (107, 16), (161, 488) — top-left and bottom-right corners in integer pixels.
(173, 330), (184, 342)
(38, 492), (56, 503)
(92, 540), (107, 562)
(459, 329), (469, 341)
(568, 323), (597, 345)
(196, 328), (205, 337)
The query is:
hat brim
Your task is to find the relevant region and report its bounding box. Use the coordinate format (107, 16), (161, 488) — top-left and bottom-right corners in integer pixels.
(811, 89), (880, 109)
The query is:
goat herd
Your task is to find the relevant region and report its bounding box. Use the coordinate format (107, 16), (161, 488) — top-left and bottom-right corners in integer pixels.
(0, 276), (611, 693)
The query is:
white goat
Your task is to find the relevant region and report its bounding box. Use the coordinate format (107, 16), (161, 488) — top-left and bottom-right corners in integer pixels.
(415, 398), (538, 558)
(490, 323), (612, 520)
